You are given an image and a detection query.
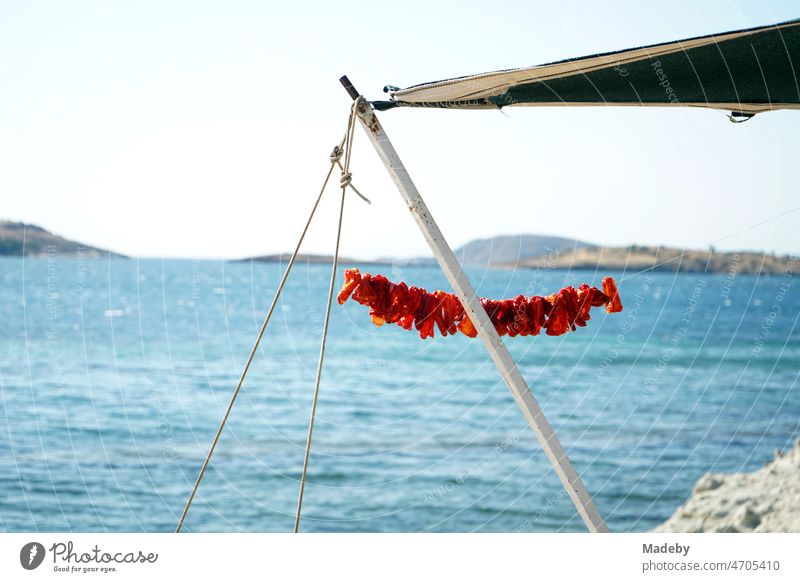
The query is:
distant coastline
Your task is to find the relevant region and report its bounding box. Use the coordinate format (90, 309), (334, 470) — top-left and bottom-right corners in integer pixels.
(236, 253), (394, 267)
(2, 221), (794, 275)
(240, 241), (795, 277)
(0, 221), (127, 259)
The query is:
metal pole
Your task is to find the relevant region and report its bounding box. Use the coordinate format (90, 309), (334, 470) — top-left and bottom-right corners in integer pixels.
(340, 77), (608, 533)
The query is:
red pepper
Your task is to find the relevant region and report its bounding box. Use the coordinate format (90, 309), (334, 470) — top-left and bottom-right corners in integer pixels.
(527, 296), (545, 336)
(337, 269), (361, 304)
(544, 293), (569, 336)
(458, 313), (478, 338)
(602, 277), (623, 313)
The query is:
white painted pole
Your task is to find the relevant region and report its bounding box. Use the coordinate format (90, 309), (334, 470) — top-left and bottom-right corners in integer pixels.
(342, 80), (608, 533)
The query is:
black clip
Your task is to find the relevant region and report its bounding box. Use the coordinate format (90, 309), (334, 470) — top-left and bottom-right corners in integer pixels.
(728, 111), (755, 124)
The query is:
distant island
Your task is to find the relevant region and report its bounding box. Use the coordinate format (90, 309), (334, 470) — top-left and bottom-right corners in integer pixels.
(240, 253), (392, 266)
(240, 234), (594, 268)
(0, 221), (126, 258)
(452, 234), (595, 267)
(492, 244), (794, 276)
(243, 235), (793, 276)
(382, 234), (595, 268)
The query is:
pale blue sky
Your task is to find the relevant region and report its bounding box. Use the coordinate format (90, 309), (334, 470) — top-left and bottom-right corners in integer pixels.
(1, 1), (798, 259)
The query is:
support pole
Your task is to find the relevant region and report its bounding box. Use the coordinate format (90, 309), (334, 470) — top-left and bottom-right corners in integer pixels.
(341, 77), (608, 533)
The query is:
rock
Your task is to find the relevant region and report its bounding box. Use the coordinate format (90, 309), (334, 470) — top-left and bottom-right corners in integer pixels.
(0, 220), (126, 258)
(653, 439), (800, 533)
(734, 505), (761, 529)
(694, 474), (724, 493)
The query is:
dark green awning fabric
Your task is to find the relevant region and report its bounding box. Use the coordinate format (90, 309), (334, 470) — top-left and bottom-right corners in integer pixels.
(380, 19), (800, 115)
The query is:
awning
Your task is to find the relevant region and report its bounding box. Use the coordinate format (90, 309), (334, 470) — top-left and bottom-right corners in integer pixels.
(377, 19), (800, 116)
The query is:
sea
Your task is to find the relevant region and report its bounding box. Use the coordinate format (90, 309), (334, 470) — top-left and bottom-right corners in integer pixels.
(0, 256), (797, 532)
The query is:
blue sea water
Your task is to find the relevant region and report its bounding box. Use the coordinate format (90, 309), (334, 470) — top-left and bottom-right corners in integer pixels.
(0, 256), (797, 533)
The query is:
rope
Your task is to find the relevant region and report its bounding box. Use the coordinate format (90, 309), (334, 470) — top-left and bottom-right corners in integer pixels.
(175, 135), (346, 533)
(335, 101), (371, 204)
(291, 186), (346, 533)
(331, 142), (370, 204)
(292, 99), (360, 532)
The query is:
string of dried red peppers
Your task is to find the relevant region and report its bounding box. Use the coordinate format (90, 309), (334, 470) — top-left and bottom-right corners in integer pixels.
(337, 269), (623, 340)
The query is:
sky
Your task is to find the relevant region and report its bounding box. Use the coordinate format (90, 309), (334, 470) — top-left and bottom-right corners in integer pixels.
(1, 0), (799, 259)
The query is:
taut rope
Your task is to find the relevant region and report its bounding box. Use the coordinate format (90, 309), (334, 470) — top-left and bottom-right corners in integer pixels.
(293, 98), (362, 532)
(177, 98), (367, 533)
(176, 135), (346, 533)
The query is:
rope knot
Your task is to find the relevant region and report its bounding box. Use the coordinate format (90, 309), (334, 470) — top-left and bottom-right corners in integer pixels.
(330, 146), (343, 163)
(339, 172), (352, 189)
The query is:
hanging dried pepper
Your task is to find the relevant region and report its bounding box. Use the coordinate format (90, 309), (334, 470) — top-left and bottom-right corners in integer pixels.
(337, 269), (623, 340)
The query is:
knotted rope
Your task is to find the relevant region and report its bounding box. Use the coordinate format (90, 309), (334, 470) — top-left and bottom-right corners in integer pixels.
(293, 97), (363, 532)
(177, 99), (368, 532)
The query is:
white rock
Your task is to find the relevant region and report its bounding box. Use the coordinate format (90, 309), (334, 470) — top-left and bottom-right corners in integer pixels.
(653, 438), (800, 533)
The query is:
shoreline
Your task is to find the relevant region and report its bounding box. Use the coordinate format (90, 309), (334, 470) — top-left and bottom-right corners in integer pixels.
(654, 438), (800, 533)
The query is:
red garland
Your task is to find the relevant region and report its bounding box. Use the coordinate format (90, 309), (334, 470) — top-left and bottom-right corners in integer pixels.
(337, 269), (623, 340)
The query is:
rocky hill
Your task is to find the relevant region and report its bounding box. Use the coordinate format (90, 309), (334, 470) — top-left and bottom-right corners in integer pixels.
(0, 221), (125, 258)
(494, 245), (793, 276)
(399, 234), (594, 267)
